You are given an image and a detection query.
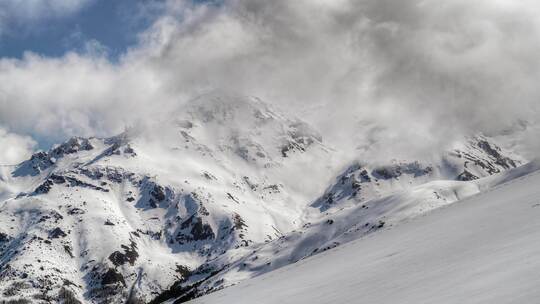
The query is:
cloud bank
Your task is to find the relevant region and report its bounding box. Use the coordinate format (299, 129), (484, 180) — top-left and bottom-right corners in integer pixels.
(0, 0), (539, 160)
(0, 127), (36, 164)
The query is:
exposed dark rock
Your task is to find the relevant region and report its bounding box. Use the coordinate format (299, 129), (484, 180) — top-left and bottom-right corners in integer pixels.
(3, 281), (29, 297)
(176, 216), (215, 244)
(477, 140), (517, 169)
(123, 145), (136, 156)
(33, 174), (109, 196)
(359, 169), (371, 182)
(64, 176), (109, 192)
(456, 139), (519, 176)
(38, 211), (63, 224)
(198, 203), (210, 217)
(108, 241), (138, 267)
(12, 151), (54, 177)
(151, 185), (166, 202)
(312, 242), (340, 255)
(372, 166), (402, 180)
(175, 265), (192, 279)
(280, 144), (296, 157)
(401, 162), (433, 177)
(67, 208), (85, 215)
(106, 170), (126, 183)
(242, 176), (257, 191)
(233, 213), (247, 230)
(49, 228), (67, 239)
(134, 229), (161, 240)
(457, 170), (479, 181)
(144, 182), (169, 208)
(263, 184), (280, 193)
(64, 245), (74, 258)
(150, 265), (225, 304)
(324, 193), (334, 205)
(202, 172), (217, 181)
(78, 167), (104, 180)
(478, 140), (502, 159)
(51, 137), (94, 157)
(34, 180), (54, 195)
(101, 268), (126, 287)
(108, 252), (127, 267)
(0, 232), (9, 243)
(372, 162), (432, 180)
(49, 174), (66, 184)
(226, 193), (240, 204)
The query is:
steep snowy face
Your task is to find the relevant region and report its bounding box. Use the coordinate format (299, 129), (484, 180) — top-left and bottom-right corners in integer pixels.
(308, 134), (523, 214)
(0, 91), (529, 304)
(0, 92), (332, 303)
(188, 162), (540, 304)
(181, 92), (323, 164)
(175, 134), (525, 300)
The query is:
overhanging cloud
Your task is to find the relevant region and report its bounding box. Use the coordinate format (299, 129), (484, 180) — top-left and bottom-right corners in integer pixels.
(0, 127), (36, 164)
(0, 0), (539, 159)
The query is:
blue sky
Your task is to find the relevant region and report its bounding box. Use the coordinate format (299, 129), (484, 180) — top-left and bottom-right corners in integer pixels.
(0, 0), (220, 151)
(0, 0), (164, 60)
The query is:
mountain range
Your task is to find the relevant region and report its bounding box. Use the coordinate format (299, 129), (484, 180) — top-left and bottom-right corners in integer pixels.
(0, 91), (532, 304)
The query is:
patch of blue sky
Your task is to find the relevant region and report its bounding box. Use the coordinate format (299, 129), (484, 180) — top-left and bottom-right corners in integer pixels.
(0, 0), (165, 60)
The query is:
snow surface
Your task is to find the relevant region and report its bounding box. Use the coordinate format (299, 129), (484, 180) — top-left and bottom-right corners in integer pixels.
(0, 91), (533, 303)
(189, 163), (540, 304)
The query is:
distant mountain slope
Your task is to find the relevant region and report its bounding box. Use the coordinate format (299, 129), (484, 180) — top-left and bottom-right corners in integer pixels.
(0, 92), (331, 303)
(188, 161), (540, 304)
(0, 91), (530, 303)
(163, 135), (525, 302)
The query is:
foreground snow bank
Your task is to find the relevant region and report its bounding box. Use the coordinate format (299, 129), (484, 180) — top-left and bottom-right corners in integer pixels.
(189, 164), (540, 304)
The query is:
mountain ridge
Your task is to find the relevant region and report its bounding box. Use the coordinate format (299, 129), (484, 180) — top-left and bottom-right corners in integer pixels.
(0, 92), (530, 303)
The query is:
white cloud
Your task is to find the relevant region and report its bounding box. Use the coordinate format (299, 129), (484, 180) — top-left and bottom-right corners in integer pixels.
(1, 0), (92, 19)
(0, 0), (539, 159)
(0, 0), (93, 36)
(0, 127), (36, 164)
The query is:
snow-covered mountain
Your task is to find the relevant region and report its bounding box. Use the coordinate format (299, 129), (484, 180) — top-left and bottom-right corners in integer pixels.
(0, 91), (531, 303)
(188, 161), (540, 304)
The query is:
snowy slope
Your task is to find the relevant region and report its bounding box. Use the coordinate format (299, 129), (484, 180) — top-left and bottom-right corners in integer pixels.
(0, 91), (531, 303)
(0, 92), (332, 303)
(188, 162), (540, 304)
(169, 135), (525, 301)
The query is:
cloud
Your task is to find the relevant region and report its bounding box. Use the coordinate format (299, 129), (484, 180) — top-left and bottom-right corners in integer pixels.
(129, 0), (540, 159)
(0, 52), (172, 143)
(0, 127), (36, 164)
(0, 0), (94, 36)
(0, 0), (539, 159)
(1, 0), (92, 20)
